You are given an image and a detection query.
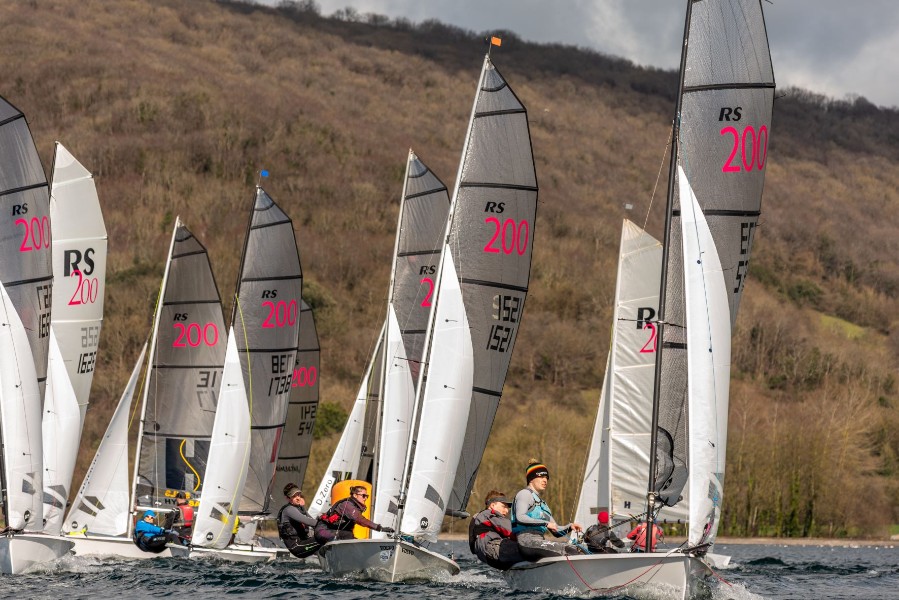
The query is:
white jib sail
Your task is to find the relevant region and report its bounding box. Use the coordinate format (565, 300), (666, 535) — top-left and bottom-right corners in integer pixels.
(371, 306), (416, 536)
(575, 220), (677, 527)
(64, 343), (147, 536)
(400, 250), (474, 541)
(308, 322), (385, 518)
(0, 281), (44, 531)
(42, 142), (108, 534)
(680, 166), (731, 547)
(193, 329), (251, 549)
(41, 332), (81, 534)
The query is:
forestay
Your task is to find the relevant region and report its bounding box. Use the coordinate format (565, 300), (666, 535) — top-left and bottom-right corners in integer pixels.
(135, 221), (227, 508)
(43, 143), (108, 535)
(234, 187), (303, 515)
(653, 0), (774, 516)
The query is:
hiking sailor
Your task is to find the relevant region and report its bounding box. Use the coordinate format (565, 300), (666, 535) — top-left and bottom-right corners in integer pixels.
(512, 459), (584, 559)
(468, 489), (524, 569)
(173, 492), (194, 539)
(132, 509), (184, 553)
(277, 484), (321, 558)
(583, 510), (625, 553)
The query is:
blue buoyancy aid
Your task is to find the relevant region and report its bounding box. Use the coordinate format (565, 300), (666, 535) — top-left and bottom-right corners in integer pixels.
(511, 490), (553, 535)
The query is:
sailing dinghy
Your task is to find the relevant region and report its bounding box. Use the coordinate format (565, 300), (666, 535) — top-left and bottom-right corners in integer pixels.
(315, 150), (450, 578)
(65, 219), (226, 559)
(320, 46), (538, 582)
(170, 186), (303, 563)
(503, 1), (774, 597)
(42, 143), (108, 536)
(0, 96), (74, 573)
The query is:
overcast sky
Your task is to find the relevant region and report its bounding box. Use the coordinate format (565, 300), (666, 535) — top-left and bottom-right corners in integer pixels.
(258, 0), (899, 108)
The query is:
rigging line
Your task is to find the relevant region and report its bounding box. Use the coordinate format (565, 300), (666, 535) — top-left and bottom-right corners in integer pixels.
(235, 292), (254, 508)
(642, 122), (674, 234)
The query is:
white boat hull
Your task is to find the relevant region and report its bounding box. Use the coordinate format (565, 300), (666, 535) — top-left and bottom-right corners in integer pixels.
(0, 534), (74, 574)
(67, 534), (172, 559)
(168, 543), (278, 563)
(317, 538), (459, 582)
(502, 552), (711, 599)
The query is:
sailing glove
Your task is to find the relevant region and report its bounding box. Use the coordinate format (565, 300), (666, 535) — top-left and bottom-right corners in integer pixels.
(380, 527), (395, 534)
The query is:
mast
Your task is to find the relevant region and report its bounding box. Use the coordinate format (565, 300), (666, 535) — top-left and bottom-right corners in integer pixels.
(646, 0), (694, 551)
(128, 219), (180, 535)
(370, 151), (412, 521)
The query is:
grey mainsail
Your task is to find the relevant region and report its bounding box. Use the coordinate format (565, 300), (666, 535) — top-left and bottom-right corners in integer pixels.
(135, 221), (227, 507)
(0, 96), (52, 404)
(233, 187), (303, 515)
(273, 300), (320, 495)
(446, 56), (539, 514)
(651, 0), (775, 516)
(371, 150), (450, 528)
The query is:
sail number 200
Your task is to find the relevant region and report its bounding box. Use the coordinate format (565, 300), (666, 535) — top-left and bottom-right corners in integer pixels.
(720, 125), (768, 173)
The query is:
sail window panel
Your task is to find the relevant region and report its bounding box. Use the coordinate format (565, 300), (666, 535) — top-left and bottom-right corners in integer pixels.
(240, 425), (283, 513)
(685, 0), (774, 87)
(654, 344), (689, 504)
(136, 437), (211, 499)
(0, 118), (46, 191)
(462, 114), (536, 188)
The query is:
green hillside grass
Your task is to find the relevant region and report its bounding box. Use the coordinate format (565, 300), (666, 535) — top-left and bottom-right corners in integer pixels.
(1, 0), (896, 538)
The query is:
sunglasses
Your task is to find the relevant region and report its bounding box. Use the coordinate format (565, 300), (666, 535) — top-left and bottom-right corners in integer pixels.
(355, 493), (370, 499)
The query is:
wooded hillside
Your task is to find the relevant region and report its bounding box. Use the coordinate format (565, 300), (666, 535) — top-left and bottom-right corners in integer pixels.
(2, 0), (896, 538)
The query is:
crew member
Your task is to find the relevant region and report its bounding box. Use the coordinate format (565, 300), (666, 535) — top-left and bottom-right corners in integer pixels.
(314, 485), (394, 544)
(627, 519), (663, 552)
(583, 510), (625, 553)
(132, 510), (184, 553)
(468, 490), (524, 569)
(278, 484), (321, 558)
(512, 459), (584, 559)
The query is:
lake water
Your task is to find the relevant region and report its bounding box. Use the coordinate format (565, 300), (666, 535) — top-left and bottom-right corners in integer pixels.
(1, 540), (896, 599)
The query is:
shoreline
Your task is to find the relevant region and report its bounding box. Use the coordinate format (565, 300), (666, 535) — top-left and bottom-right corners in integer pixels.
(437, 532), (897, 547)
